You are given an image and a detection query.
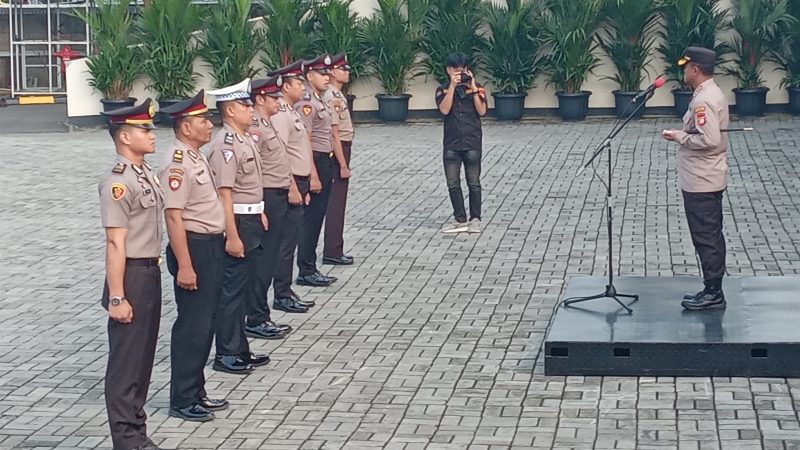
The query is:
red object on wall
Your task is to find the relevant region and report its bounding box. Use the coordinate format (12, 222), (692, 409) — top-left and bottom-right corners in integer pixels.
(53, 45), (83, 78)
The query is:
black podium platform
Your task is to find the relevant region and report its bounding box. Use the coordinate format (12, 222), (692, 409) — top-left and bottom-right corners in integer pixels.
(544, 276), (800, 377)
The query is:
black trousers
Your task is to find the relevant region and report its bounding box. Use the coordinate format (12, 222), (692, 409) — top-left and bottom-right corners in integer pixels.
(102, 259), (161, 450)
(443, 147), (482, 222)
(324, 141), (351, 259)
(298, 153), (333, 276)
(166, 233), (224, 409)
(216, 214), (263, 356)
(247, 188), (289, 326)
(273, 176), (310, 299)
(683, 190), (727, 281)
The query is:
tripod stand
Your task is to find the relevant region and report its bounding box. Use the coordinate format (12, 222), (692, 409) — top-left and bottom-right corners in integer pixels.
(562, 94), (651, 313)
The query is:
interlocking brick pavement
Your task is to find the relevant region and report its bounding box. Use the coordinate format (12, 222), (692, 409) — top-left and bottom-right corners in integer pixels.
(1, 116), (800, 449)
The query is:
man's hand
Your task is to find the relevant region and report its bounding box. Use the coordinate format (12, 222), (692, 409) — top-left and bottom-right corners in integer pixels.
(662, 129), (679, 142)
(289, 185), (303, 205)
(226, 237), (245, 258)
(310, 174), (322, 193)
(177, 267), (198, 290)
(109, 299), (133, 323)
(261, 213), (269, 231)
(340, 166), (351, 180)
(449, 71), (461, 86)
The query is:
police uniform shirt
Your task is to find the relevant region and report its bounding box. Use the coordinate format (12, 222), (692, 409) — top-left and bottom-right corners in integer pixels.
(435, 82), (486, 152)
(271, 98), (313, 177)
(159, 139), (225, 234)
(322, 87), (354, 142)
(672, 78), (730, 193)
(249, 114), (293, 189)
(99, 156), (164, 258)
(295, 88), (333, 153)
(207, 123), (264, 204)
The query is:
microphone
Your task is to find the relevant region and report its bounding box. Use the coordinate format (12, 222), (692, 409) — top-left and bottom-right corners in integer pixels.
(632, 76), (667, 103)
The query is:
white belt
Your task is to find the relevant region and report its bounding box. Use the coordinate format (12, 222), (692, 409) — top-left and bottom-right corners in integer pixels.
(233, 201), (264, 214)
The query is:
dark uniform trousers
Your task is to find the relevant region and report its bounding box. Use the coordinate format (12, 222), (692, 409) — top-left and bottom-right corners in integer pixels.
(165, 233), (224, 409)
(298, 152), (333, 276)
(102, 259), (161, 450)
(324, 141), (351, 259)
(683, 190), (727, 281)
(216, 214), (263, 357)
(273, 175), (310, 298)
(247, 188), (289, 326)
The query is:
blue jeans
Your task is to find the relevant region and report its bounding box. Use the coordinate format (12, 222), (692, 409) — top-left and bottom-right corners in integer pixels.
(444, 148), (481, 222)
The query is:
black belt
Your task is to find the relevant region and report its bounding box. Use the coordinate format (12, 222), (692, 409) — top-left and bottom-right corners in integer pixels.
(293, 175), (310, 181)
(313, 151), (334, 158)
(264, 187), (290, 192)
(187, 231), (224, 241)
(126, 257), (159, 267)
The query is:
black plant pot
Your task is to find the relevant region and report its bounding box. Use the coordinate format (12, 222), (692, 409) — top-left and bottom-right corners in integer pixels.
(376, 94), (411, 122)
(788, 88), (800, 116)
(100, 97), (136, 125)
(673, 89), (693, 118)
(492, 92), (527, 121)
(157, 99), (185, 125)
(555, 91), (591, 121)
(613, 90), (646, 119)
(733, 87), (769, 117)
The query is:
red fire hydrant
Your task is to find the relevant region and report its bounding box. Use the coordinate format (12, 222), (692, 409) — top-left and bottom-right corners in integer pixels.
(53, 45), (83, 85)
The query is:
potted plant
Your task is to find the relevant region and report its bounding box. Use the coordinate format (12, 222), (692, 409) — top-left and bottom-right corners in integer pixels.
(310, 0), (366, 107)
(725, 0), (792, 116)
(657, 0), (729, 117)
(72, 0), (141, 115)
(417, 0), (483, 85)
(139, 0), (204, 123)
(479, 0), (543, 121)
(598, 0), (661, 119)
(768, 0), (800, 114)
(540, 0), (604, 121)
(361, 0), (422, 122)
(199, 0), (262, 89)
(259, 0), (315, 69)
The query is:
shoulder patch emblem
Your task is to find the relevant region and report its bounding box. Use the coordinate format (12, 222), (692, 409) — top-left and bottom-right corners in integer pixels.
(224, 133), (234, 145)
(302, 105), (313, 116)
(695, 106), (707, 126)
(187, 149), (199, 161)
(251, 132), (261, 143)
(111, 183), (127, 201)
(170, 167), (184, 175)
(168, 175), (182, 191)
(111, 163), (126, 174)
(334, 103), (341, 113)
(222, 149), (234, 163)
(173, 149), (184, 163)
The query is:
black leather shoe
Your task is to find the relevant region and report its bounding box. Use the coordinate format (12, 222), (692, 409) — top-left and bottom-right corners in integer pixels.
(245, 322), (286, 340)
(241, 352), (270, 367)
(274, 297), (309, 313)
(683, 290), (704, 300)
(168, 404), (214, 422)
(199, 397), (229, 412)
(265, 320), (293, 333)
(296, 272), (332, 287)
(315, 270), (338, 283)
(681, 290), (726, 311)
(212, 355), (254, 374)
(323, 255), (354, 265)
(290, 290), (315, 307)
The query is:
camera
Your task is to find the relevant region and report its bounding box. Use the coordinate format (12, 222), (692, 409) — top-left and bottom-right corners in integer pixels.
(459, 71), (472, 85)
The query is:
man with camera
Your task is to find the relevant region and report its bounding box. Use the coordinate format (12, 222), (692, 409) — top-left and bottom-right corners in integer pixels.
(435, 52), (488, 234)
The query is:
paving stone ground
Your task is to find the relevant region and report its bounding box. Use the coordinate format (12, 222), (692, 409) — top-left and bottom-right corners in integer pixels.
(1, 116), (800, 450)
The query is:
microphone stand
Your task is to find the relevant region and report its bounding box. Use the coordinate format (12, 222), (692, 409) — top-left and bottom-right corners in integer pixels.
(563, 92), (653, 314)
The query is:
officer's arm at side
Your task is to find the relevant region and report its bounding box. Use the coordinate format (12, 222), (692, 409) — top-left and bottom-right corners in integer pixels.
(673, 101), (722, 150)
(100, 179), (132, 300)
(105, 227), (128, 300)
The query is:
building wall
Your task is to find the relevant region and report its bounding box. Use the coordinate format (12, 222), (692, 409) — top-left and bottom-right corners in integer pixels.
(67, 0), (790, 118)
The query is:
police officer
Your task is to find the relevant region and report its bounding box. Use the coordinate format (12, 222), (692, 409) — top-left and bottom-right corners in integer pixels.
(268, 61), (318, 308)
(246, 75), (309, 341)
(322, 53), (354, 266)
(436, 52), (488, 234)
(158, 91), (228, 422)
(295, 54), (338, 287)
(98, 99), (165, 450)
(207, 79), (270, 373)
(662, 46), (729, 311)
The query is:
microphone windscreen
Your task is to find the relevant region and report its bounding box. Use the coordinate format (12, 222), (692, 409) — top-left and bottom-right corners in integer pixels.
(654, 76), (667, 88)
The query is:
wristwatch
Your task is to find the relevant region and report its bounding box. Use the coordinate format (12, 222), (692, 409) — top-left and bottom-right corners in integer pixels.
(110, 296), (124, 306)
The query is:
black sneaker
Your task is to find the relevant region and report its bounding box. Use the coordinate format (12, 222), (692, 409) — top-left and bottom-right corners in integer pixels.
(168, 404), (214, 422)
(681, 290), (726, 311)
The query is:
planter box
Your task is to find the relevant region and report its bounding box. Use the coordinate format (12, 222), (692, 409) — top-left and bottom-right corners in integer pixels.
(733, 88), (769, 117)
(672, 89), (693, 118)
(613, 90), (646, 119)
(556, 91), (591, 121)
(376, 94), (411, 122)
(789, 88), (800, 116)
(492, 92), (527, 121)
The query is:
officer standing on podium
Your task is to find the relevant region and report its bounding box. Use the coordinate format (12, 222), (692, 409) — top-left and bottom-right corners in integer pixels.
(207, 79), (270, 374)
(158, 91), (229, 422)
(662, 46), (730, 311)
(98, 99), (165, 450)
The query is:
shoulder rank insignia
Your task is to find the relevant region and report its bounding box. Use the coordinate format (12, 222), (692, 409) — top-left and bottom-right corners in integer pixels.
(302, 92), (311, 101)
(252, 117), (259, 126)
(224, 133), (234, 145)
(333, 90), (342, 99)
(131, 164), (144, 176)
(111, 183), (127, 201)
(173, 149), (184, 163)
(278, 103), (287, 112)
(302, 105), (313, 116)
(187, 149), (199, 161)
(111, 163), (126, 174)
